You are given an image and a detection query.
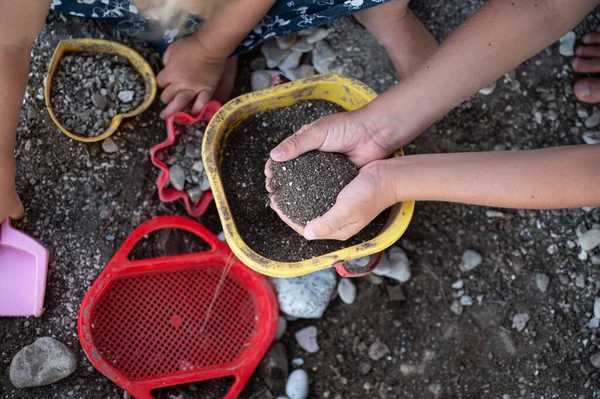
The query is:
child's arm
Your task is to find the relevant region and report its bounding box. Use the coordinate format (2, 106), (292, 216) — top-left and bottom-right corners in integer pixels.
(291, 145), (600, 241)
(157, 0), (275, 118)
(0, 0), (51, 223)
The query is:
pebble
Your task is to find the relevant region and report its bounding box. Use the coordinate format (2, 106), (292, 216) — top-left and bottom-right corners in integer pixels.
(358, 361), (372, 375)
(460, 249), (482, 272)
(460, 295), (473, 307)
(270, 269), (336, 318)
(512, 313), (530, 332)
(91, 92), (108, 111)
(279, 51), (303, 72)
(337, 278), (357, 304)
(275, 316), (287, 340)
(101, 137), (119, 154)
(295, 326), (319, 353)
(368, 340), (390, 361)
(450, 300), (463, 315)
(558, 31), (576, 57)
(533, 111), (543, 124)
(291, 37), (314, 53)
(312, 41), (336, 74)
(575, 274), (586, 288)
(259, 342), (289, 394)
(285, 369), (309, 399)
(592, 255), (600, 266)
(306, 28), (329, 44)
(261, 41), (291, 68)
(286, 65), (316, 81)
(594, 298), (600, 319)
(535, 273), (549, 293)
(583, 131), (600, 144)
(579, 228), (600, 252)
(117, 90), (134, 103)
(585, 112), (600, 129)
(588, 318), (600, 329)
(10, 337), (77, 388)
(486, 210), (505, 218)
(577, 106), (589, 119)
(591, 353), (600, 369)
(276, 34), (297, 50)
(547, 244), (558, 255)
(347, 255), (370, 268)
(452, 280), (464, 290)
(169, 165), (186, 191)
(478, 81), (496, 95)
(291, 358), (304, 367)
(186, 186), (203, 203)
(192, 161), (204, 173)
(251, 70), (274, 92)
(372, 246), (411, 282)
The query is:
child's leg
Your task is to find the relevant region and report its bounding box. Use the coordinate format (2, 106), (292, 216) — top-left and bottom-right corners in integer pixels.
(353, 0), (437, 79)
(573, 28), (600, 103)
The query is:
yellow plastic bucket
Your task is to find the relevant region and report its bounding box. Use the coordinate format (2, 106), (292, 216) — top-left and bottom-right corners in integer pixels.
(203, 74), (414, 278)
(44, 39), (157, 143)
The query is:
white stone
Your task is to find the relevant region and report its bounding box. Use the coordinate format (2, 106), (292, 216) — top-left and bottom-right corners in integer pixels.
(102, 138), (118, 153)
(479, 81), (496, 96)
(269, 269), (336, 318)
(261, 41), (291, 68)
(347, 255), (370, 268)
(279, 51), (303, 73)
(251, 70), (274, 92)
(460, 295), (473, 307)
(169, 165), (185, 191)
(117, 90), (134, 103)
(312, 41), (336, 74)
(295, 326), (319, 353)
(291, 37), (314, 53)
(286, 65), (316, 81)
(535, 273), (549, 293)
(276, 34), (297, 50)
(450, 300), (463, 315)
(486, 210), (505, 218)
(186, 186), (203, 203)
(275, 316), (287, 341)
(547, 244), (558, 255)
(337, 278), (357, 304)
(585, 112), (600, 129)
(192, 161), (204, 173)
(451, 280), (464, 290)
(512, 313), (530, 332)
(579, 228), (600, 252)
(460, 249), (482, 271)
(306, 28), (329, 44)
(583, 131), (600, 144)
(372, 247), (411, 283)
(285, 369), (309, 399)
(594, 298), (600, 319)
(558, 31), (576, 57)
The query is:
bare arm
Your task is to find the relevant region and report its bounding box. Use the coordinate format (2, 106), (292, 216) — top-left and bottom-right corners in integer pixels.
(386, 145), (600, 209)
(366, 0), (600, 150)
(0, 0), (51, 221)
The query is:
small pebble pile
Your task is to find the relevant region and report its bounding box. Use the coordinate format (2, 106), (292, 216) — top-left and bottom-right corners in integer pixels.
(50, 53), (145, 137)
(251, 27), (338, 92)
(156, 122), (210, 203)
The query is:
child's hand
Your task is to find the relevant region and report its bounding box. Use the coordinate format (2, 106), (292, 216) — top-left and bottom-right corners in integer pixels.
(266, 159), (398, 241)
(157, 35), (228, 119)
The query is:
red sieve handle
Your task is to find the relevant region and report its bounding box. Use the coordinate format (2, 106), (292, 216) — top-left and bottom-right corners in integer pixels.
(113, 216), (228, 264)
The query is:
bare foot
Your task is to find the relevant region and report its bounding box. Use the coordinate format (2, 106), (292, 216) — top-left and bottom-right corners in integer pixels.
(354, 0), (438, 79)
(212, 56), (238, 105)
(573, 29), (600, 103)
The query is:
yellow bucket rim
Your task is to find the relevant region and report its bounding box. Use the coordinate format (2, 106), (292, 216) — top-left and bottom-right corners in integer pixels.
(44, 39), (157, 143)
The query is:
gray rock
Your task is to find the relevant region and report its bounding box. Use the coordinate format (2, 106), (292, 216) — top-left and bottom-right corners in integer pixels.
(585, 112), (600, 129)
(486, 210), (505, 218)
(279, 51), (303, 73)
(291, 38), (314, 53)
(186, 186), (203, 203)
(577, 106), (589, 119)
(535, 273), (549, 293)
(276, 34), (297, 50)
(261, 41), (291, 68)
(169, 165), (186, 191)
(452, 280), (464, 290)
(372, 246), (411, 282)
(583, 131), (600, 144)
(286, 65), (316, 81)
(259, 342), (289, 395)
(295, 326), (319, 353)
(297, 27), (318, 36)
(200, 175), (211, 191)
(558, 31), (576, 57)
(10, 337), (77, 388)
(575, 274), (586, 288)
(275, 316), (287, 341)
(185, 143), (201, 159)
(102, 138), (118, 153)
(192, 160), (204, 173)
(285, 369), (309, 399)
(591, 353), (600, 369)
(460, 249), (482, 271)
(460, 295), (473, 307)
(306, 28), (329, 44)
(512, 313), (530, 332)
(251, 70), (274, 92)
(312, 41), (336, 74)
(91, 92), (108, 110)
(337, 278), (357, 304)
(117, 90), (134, 103)
(579, 228), (600, 252)
(450, 300), (463, 315)
(589, 318), (600, 329)
(547, 244), (558, 255)
(592, 255), (600, 266)
(594, 298), (600, 319)
(368, 340), (390, 361)
(269, 269), (336, 318)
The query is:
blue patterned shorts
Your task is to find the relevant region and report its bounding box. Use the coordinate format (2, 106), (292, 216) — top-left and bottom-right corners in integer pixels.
(49, 0), (389, 54)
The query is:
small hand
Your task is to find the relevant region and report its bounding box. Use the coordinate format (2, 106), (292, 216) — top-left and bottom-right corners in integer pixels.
(157, 34), (228, 119)
(267, 159), (398, 240)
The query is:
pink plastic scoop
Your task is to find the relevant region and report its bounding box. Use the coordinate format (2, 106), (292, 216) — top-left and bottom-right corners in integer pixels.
(0, 219), (49, 317)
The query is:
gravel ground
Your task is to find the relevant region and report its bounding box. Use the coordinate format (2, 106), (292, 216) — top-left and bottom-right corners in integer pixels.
(1, 3), (600, 399)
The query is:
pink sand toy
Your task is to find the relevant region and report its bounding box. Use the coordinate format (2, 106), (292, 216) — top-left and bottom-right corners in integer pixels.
(0, 219), (49, 317)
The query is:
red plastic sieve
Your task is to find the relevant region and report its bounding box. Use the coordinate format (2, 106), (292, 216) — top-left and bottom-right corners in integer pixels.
(78, 216), (278, 399)
(150, 101), (221, 217)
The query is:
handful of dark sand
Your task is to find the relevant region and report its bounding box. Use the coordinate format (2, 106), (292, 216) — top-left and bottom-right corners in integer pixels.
(270, 150), (358, 226)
